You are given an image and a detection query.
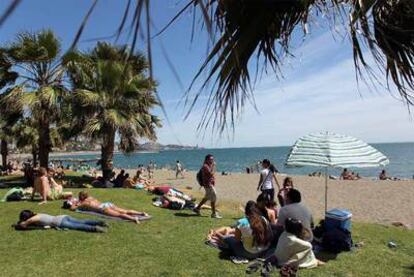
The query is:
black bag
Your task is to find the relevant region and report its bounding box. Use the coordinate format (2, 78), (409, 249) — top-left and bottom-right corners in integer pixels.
(321, 227), (353, 253)
(7, 191), (24, 202)
(196, 168), (204, 187)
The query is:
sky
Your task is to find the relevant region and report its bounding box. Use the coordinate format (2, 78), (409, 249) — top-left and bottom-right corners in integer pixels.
(1, 0), (413, 148)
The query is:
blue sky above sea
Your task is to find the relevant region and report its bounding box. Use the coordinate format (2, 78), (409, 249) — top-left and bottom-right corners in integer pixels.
(1, 0), (413, 148)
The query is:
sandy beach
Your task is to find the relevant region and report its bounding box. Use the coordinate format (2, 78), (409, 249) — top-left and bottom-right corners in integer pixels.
(136, 169), (414, 228)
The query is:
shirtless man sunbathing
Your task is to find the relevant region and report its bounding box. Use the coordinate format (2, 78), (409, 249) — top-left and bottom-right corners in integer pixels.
(32, 167), (72, 205)
(71, 191), (148, 224)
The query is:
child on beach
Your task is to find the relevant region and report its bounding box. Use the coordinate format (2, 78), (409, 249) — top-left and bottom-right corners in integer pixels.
(274, 218), (324, 268)
(277, 177), (294, 207)
(256, 193), (277, 224)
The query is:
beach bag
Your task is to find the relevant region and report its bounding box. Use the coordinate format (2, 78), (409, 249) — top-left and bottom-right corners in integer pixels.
(321, 227), (353, 253)
(196, 168), (204, 187)
(7, 191), (24, 202)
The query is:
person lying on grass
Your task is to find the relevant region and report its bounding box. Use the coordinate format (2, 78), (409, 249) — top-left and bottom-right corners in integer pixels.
(14, 209), (107, 232)
(219, 201), (272, 260)
(274, 218), (325, 268)
(70, 191), (148, 224)
(32, 167), (72, 205)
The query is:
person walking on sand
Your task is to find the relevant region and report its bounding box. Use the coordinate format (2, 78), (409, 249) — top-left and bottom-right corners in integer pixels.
(193, 154), (221, 218)
(175, 160), (184, 179)
(257, 159), (280, 202)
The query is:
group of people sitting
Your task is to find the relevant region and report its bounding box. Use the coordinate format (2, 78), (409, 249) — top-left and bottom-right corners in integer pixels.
(379, 169), (400, 181)
(92, 168), (155, 189)
(207, 179), (324, 269)
(339, 169), (361, 180)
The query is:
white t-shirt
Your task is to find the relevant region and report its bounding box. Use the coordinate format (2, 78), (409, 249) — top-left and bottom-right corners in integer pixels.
(275, 231), (318, 268)
(260, 168), (273, 190)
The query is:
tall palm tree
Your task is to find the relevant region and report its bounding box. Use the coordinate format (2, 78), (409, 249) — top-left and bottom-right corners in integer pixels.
(0, 50), (19, 168)
(65, 42), (161, 180)
(2, 30), (66, 167)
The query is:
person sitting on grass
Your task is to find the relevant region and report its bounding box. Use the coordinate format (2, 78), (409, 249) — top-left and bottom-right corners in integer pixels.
(256, 193), (277, 225)
(277, 177), (294, 207)
(31, 167), (72, 205)
(135, 169), (154, 186)
(122, 173), (134, 188)
(47, 168), (73, 200)
(220, 201), (272, 262)
(206, 217), (250, 249)
(277, 189), (314, 242)
(70, 191), (148, 224)
(14, 209), (108, 232)
(274, 218), (325, 269)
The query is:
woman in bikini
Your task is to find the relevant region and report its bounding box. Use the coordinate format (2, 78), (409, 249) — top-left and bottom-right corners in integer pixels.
(71, 191), (148, 224)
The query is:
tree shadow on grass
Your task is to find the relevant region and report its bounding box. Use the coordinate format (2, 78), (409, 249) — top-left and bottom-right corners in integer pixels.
(403, 264), (414, 276)
(174, 212), (205, 217)
(63, 175), (94, 187)
(315, 251), (338, 262)
(0, 176), (28, 188)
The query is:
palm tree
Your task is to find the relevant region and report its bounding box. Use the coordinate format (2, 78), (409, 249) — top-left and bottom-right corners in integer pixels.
(64, 42), (161, 180)
(1, 30), (66, 167)
(0, 50), (19, 168)
(12, 118), (39, 166)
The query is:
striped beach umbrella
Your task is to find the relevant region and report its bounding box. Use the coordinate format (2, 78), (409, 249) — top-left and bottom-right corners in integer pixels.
(286, 132), (389, 212)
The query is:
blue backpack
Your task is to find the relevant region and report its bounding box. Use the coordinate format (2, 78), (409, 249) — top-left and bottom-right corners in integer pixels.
(322, 227), (353, 253)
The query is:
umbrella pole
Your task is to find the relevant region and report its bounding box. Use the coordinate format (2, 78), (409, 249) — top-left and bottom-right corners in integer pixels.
(325, 167), (328, 213)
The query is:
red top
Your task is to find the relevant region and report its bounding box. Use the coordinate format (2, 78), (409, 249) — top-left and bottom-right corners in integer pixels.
(202, 163), (215, 186)
(153, 186), (172, 195)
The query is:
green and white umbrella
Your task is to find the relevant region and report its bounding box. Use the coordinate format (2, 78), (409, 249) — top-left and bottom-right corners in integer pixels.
(286, 132), (389, 212)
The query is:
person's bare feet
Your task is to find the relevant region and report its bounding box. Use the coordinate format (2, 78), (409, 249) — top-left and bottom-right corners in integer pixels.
(38, 201), (47, 205)
(134, 218), (140, 224)
(317, 260), (325, 266)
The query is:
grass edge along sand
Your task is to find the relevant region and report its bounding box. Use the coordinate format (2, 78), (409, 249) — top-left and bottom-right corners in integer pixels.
(0, 185), (413, 276)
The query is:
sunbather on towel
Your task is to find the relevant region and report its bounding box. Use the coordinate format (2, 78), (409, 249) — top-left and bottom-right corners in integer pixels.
(14, 209), (107, 232)
(70, 191), (148, 224)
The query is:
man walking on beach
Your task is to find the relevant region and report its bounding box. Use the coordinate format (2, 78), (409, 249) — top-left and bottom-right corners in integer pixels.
(193, 154), (221, 218)
(175, 160), (184, 179)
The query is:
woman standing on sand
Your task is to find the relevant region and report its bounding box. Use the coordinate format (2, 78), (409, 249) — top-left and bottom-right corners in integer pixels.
(257, 159), (280, 202)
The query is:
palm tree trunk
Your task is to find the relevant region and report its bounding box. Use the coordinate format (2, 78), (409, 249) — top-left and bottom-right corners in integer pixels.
(101, 129), (116, 181)
(1, 140), (8, 169)
(32, 148), (38, 167)
(38, 119), (51, 168)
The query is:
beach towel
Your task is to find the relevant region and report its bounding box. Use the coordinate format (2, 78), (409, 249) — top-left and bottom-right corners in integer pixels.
(1, 187), (26, 202)
(74, 209), (152, 222)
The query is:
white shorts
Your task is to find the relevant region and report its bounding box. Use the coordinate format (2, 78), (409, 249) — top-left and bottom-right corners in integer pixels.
(204, 185), (217, 202)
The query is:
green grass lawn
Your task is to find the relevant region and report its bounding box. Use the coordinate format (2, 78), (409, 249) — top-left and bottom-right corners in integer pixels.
(0, 176), (413, 276)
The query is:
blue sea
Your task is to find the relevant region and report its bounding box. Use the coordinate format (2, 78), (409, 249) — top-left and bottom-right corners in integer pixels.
(53, 142), (414, 178)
